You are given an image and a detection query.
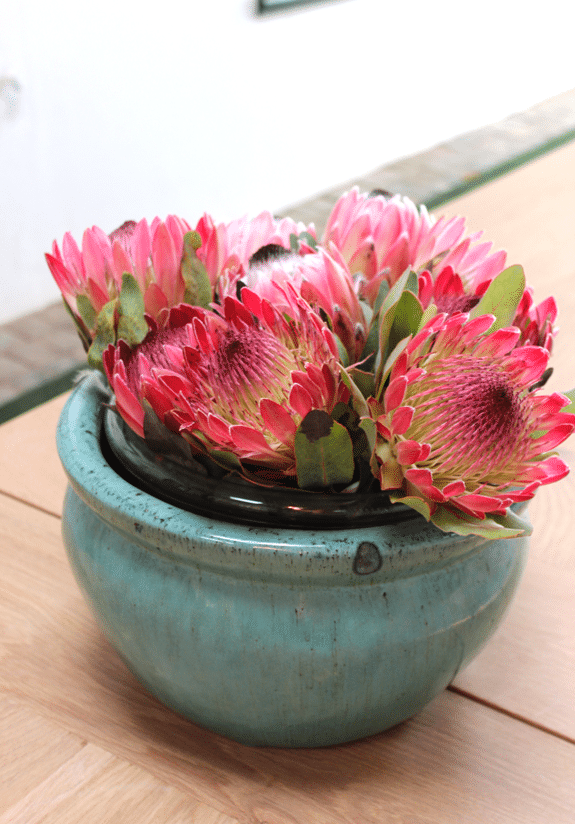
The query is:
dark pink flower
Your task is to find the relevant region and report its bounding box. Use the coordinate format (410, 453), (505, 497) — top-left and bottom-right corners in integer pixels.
(371, 312), (575, 520)
(104, 288), (347, 480)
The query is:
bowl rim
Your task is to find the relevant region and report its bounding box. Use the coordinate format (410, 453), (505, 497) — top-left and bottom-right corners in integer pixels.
(57, 371), (494, 579)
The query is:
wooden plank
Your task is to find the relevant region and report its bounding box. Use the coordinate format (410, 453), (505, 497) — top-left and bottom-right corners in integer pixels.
(452, 444), (575, 737)
(0, 697), (86, 816)
(0, 392), (68, 517)
(0, 740), (239, 824)
(1, 494), (574, 823)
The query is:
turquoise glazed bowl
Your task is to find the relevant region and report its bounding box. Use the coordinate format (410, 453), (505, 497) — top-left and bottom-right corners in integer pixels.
(57, 372), (529, 748)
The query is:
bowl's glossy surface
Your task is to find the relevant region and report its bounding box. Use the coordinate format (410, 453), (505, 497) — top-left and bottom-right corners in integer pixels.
(57, 372), (529, 747)
(103, 404), (414, 529)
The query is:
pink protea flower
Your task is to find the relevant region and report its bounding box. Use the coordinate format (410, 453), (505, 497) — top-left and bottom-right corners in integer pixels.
(195, 210), (316, 300)
(245, 245), (367, 362)
(46, 215), (193, 340)
(370, 312), (575, 524)
(323, 188), (506, 304)
(513, 289), (557, 352)
(104, 288), (348, 480)
(418, 266), (557, 352)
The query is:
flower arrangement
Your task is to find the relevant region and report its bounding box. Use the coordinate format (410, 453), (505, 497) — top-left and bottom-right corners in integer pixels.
(46, 189), (575, 538)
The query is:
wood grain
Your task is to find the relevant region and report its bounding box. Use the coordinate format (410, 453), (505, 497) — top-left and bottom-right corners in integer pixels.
(0, 740), (239, 824)
(0, 696), (85, 816)
(1, 492), (575, 823)
(0, 392), (68, 516)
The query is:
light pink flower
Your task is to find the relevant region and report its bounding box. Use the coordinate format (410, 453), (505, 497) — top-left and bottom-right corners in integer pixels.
(194, 210), (316, 300)
(245, 245), (367, 362)
(104, 288), (347, 480)
(323, 188), (506, 303)
(370, 312), (575, 519)
(46, 215), (192, 338)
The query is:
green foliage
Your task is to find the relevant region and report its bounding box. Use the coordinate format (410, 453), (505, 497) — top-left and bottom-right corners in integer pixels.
(87, 299), (117, 372)
(117, 273), (148, 347)
(289, 231), (319, 254)
(295, 410), (355, 489)
(374, 269), (422, 397)
(76, 294), (98, 333)
(470, 265), (526, 330)
(181, 232), (212, 309)
(562, 387), (575, 414)
(429, 504), (532, 538)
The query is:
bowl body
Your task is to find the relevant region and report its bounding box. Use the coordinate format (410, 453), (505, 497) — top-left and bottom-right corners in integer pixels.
(57, 372), (529, 747)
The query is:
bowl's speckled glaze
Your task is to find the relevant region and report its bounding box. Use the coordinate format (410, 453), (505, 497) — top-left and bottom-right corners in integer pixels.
(57, 372), (529, 747)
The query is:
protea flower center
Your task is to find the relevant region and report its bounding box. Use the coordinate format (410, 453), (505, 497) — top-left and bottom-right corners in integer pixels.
(433, 293), (480, 315)
(406, 355), (529, 485)
(207, 325), (291, 416)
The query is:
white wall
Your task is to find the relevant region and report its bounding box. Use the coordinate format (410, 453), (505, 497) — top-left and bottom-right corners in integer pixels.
(1, 0), (574, 323)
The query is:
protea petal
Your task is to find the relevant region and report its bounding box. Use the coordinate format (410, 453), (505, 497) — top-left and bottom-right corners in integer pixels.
(46, 215), (192, 344)
(370, 312), (575, 518)
(104, 287), (345, 480)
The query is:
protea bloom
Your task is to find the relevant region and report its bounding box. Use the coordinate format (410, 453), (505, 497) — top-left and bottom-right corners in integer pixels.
(194, 210), (316, 300)
(323, 188), (506, 304)
(245, 245), (367, 362)
(103, 287), (348, 481)
(370, 312), (575, 527)
(418, 266), (557, 352)
(45, 215), (194, 343)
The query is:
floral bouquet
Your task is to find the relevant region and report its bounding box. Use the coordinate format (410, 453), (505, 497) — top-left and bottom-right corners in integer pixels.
(46, 189), (575, 538)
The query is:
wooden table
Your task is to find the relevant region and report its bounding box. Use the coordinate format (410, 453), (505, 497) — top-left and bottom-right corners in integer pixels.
(2, 145), (575, 823)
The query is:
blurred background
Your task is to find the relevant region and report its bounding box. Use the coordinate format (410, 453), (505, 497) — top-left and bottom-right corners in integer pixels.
(1, 0), (574, 325)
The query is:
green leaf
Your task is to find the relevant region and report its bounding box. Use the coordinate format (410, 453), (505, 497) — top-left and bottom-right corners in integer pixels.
(298, 230), (318, 251)
(562, 387), (575, 414)
(339, 366), (370, 417)
(389, 493), (432, 521)
(346, 367), (375, 400)
(87, 299), (117, 372)
(181, 231), (212, 308)
(334, 334), (349, 367)
(375, 270), (419, 389)
(359, 417), (376, 454)
(117, 273), (148, 347)
(76, 294), (98, 333)
(430, 504), (531, 539)
(387, 290), (423, 355)
(373, 279), (390, 315)
(469, 265), (526, 331)
(378, 336), (411, 390)
(295, 410), (355, 490)
(417, 302), (438, 332)
(186, 230), (203, 251)
(358, 306), (379, 365)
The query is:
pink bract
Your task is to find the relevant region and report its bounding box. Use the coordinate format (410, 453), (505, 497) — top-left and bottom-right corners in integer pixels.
(323, 188), (507, 303)
(194, 210), (316, 299)
(418, 266), (557, 352)
(45, 215), (192, 337)
(104, 288), (347, 480)
(245, 246), (366, 362)
(370, 312), (575, 519)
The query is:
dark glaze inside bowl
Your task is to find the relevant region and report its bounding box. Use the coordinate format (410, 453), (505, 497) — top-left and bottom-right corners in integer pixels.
(103, 408), (417, 529)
